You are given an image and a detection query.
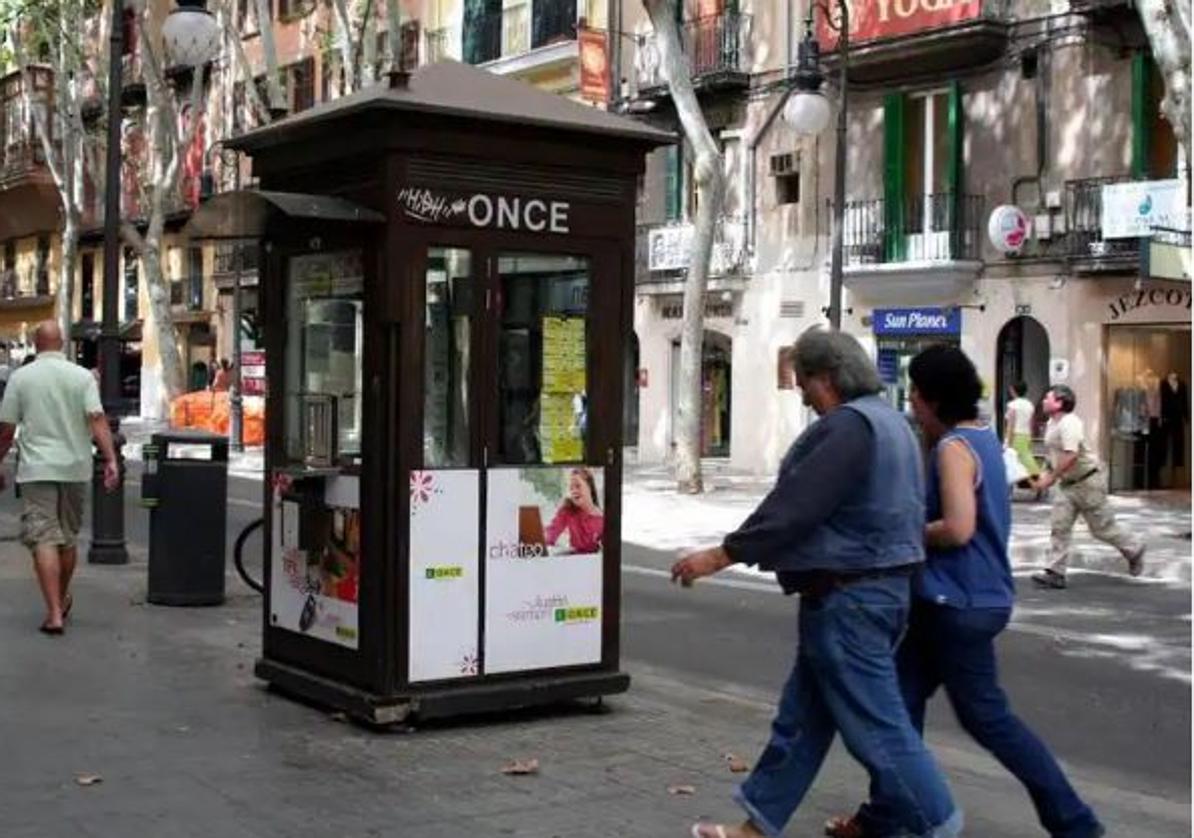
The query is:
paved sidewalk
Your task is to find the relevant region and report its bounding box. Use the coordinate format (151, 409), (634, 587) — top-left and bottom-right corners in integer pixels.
(624, 460), (1193, 582)
(0, 532), (1188, 837)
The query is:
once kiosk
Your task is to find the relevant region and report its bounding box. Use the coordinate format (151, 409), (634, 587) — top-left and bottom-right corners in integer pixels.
(186, 61), (670, 724)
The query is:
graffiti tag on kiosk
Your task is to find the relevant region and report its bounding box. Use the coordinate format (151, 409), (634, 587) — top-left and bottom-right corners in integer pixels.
(1108, 286), (1193, 320)
(398, 188), (571, 234)
(397, 188), (466, 223)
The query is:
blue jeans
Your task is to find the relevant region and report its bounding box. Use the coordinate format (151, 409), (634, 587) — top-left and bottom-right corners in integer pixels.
(734, 575), (962, 838)
(857, 602), (1103, 838)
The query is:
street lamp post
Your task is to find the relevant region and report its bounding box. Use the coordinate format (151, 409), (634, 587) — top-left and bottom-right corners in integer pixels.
(199, 143), (245, 452)
(783, 4), (849, 330)
(89, 0), (129, 564)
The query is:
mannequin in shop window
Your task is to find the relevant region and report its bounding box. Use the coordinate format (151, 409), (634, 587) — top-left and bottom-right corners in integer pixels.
(1112, 375), (1149, 436)
(1158, 372), (1189, 484)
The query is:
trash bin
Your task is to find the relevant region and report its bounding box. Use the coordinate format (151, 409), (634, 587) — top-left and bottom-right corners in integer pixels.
(142, 430), (229, 606)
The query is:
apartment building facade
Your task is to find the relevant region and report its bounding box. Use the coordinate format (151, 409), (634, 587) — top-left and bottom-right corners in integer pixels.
(619, 0), (1191, 493)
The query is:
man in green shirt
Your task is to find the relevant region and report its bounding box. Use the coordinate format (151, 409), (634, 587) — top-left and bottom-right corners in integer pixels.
(0, 321), (119, 634)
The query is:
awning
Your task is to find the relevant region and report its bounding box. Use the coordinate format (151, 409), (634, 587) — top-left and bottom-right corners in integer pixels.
(182, 190), (386, 240)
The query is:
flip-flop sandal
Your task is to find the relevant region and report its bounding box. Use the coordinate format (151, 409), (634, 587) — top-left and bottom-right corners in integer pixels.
(39, 623), (64, 636)
(691, 825), (729, 838)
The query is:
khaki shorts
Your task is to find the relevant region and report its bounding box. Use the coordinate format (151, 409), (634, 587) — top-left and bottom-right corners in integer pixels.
(20, 482), (86, 550)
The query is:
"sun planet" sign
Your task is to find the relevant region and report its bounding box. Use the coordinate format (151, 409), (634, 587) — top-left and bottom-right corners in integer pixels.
(397, 188), (571, 234)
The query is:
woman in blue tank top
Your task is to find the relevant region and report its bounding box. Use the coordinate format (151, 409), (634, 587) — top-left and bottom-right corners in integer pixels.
(828, 346), (1103, 838)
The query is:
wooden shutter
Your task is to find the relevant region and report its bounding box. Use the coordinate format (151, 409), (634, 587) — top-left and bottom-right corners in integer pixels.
(883, 93), (906, 262)
(1131, 51), (1149, 179)
(946, 81), (964, 257)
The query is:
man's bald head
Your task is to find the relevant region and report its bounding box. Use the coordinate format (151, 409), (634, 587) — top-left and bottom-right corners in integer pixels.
(33, 320), (63, 352)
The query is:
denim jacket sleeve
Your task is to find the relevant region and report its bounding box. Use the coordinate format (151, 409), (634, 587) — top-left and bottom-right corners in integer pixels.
(722, 408), (873, 569)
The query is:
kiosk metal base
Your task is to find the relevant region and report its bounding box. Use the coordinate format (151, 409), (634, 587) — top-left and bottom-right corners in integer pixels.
(255, 658), (631, 726)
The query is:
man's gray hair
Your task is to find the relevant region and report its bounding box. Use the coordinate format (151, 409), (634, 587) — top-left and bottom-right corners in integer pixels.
(791, 328), (883, 401)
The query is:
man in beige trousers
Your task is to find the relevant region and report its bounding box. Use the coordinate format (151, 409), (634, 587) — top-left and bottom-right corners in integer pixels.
(0, 321), (119, 633)
(1031, 384), (1146, 589)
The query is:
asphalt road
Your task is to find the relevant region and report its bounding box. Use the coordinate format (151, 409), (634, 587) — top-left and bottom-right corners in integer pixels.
(87, 469), (1194, 807)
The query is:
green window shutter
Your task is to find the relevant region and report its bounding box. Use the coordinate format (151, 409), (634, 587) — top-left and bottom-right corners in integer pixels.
(883, 93), (907, 262)
(946, 81), (964, 258)
(1131, 51), (1149, 179)
(665, 145), (681, 221)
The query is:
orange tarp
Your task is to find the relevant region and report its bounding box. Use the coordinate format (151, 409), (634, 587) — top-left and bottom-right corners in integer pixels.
(169, 391), (266, 446)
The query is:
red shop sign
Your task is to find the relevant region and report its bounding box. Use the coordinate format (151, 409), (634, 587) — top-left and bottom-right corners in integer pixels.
(817, 0), (982, 48)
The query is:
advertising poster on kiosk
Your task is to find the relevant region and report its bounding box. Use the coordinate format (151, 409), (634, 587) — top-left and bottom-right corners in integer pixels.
(269, 474), (361, 649)
(408, 470), (482, 682)
(484, 467), (605, 674)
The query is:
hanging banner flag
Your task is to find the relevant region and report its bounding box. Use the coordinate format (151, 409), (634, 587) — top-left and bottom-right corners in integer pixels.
(579, 26), (610, 105)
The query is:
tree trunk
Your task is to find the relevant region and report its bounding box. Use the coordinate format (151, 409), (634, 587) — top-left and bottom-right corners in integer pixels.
(333, 0), (359, 93)
(254, 0), (286, 110)
(141, 232), (186, 407)
(1136, 0), (1191, 163)
(644, 0), (726, 494)
(59, 209), (79, 346)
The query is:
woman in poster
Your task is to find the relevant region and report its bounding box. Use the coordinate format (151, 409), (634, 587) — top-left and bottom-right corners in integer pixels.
(545, 468), (604, 555)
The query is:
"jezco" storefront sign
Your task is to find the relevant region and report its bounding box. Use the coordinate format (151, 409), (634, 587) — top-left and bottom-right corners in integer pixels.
(1107, 285), (1193, 320)
(397, 188), (571, 234)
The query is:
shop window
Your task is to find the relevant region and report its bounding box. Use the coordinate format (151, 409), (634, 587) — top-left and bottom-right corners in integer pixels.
(187, 247), (204, 310)
(35, 236), (50, 296)
(81, 251), (95, 319)
(423, 247), (473, 468)
(284, 250), (364, 464)
(123, 247), (139, 319)
(497, 253), (590, 465)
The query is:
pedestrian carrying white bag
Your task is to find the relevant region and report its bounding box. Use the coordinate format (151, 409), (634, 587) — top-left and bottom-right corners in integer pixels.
(1003, 446), (1030, 485)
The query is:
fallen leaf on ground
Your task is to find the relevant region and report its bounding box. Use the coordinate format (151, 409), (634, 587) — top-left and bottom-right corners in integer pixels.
(667, 784), (696, 796)
(75, 774), (103, 787)
(500, 758), (540, 776)
(723, 753), (749, 773)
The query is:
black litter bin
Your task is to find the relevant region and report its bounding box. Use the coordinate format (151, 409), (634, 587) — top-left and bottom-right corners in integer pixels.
(142, 430), (229, 605)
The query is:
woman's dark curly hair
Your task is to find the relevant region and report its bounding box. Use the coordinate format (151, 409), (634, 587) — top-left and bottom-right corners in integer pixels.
(908, 344), (982, 426)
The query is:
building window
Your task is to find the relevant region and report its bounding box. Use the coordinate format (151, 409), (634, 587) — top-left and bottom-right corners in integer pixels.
(1133, 51), (1179, 179)
(883, 83), (963, 260)
(2, 241), (15, 299)
(277, 0), (315, 21)
(231, 82), (246, 135)
(35, 236), (50, 296)
(463, 0), (502, 64)
(237, 0), (258, 33)
(287, 58), (315, 113)
(124, 247), (139, 319)
(664, 145), (683, 221)
(532, 0), (577, 48)
(81, 251), (95, 319)
(187, 247), (204, 311)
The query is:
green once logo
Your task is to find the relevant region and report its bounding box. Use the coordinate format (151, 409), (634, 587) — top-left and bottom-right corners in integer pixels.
(555, 608), (566, 622)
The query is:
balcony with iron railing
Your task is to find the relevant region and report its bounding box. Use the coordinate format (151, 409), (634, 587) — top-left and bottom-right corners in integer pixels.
(842, 193), (985, 266)
(0, 66), (54, 190)
(839, 192), (984, 303)
(463, 0), (579, 72)
(0, 266), (54, 309)
(1065, 176), (1143, 271)
(634, 11), (751, 97)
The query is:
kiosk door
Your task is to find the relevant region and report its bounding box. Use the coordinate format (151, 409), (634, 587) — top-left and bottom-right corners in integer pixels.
(410, 242), (617, 685)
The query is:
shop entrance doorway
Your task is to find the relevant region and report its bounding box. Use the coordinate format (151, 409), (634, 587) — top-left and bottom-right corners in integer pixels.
(995, 316), (1050, 440)
(1107, 324), (1191, 491)
(670, 331), (732, 458)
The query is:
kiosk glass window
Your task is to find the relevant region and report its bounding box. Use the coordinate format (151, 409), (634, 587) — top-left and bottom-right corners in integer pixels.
(284, 250), (365, 464)
(424, 247), (473, 468)
(497, 253), (590, 465)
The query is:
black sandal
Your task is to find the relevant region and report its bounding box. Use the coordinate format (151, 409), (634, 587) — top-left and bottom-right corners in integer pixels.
(39, 623), (64, 636)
